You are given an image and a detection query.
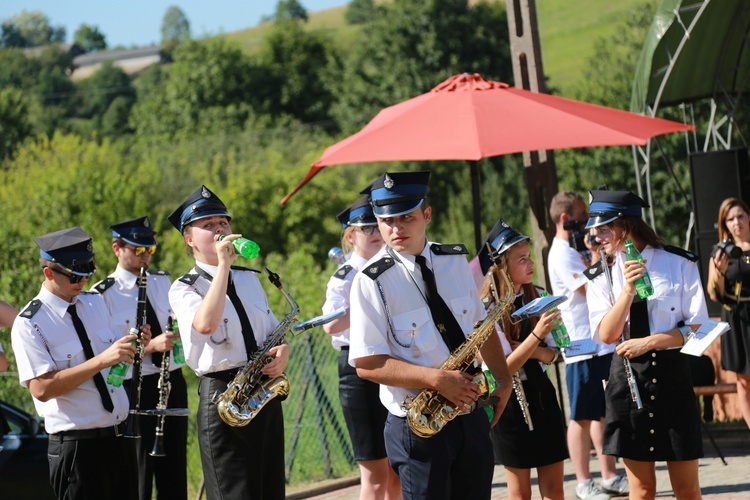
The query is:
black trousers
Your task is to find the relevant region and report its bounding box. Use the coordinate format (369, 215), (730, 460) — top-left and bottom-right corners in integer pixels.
(48, 433), (138, 500)
(198, 375), (285, 500)
(125, 369), (189, 500)
(384, 410), (494, 500)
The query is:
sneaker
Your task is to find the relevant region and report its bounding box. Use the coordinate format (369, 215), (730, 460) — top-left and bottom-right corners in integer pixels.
(575, 478), (610, 500)
(601, 474), (630, 496)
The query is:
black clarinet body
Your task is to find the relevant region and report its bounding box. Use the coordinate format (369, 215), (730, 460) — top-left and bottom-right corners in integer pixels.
(125, 267), (148, 438)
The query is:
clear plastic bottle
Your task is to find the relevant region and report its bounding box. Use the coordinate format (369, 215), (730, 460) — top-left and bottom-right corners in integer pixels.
(170, 318), (185, 364)
(219, 235), (260, 259)
(625, 239), (654, 298)
(107, 327), (138, 387)
(540, 291), (570, 348)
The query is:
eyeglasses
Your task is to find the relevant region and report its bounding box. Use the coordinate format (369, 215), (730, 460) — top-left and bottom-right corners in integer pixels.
(357, 226), (378, 235)
(125, 245), (157, 256)
(49, 267), (89, 284)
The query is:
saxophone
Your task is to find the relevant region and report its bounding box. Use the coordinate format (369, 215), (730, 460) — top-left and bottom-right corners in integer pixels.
(215, 268), (298, 427)
(404, 269), (514, 438)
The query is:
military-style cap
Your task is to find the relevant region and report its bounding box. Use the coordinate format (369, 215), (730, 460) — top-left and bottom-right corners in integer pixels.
(367, 171), (430, 218)
(477, 218), (529, 274)
(585, 190), (649, 229)
(168, 185), (231, 233)
(110, 216), (157, 247)
(35, 226), (96, 276)
(336, 195), (377, 229)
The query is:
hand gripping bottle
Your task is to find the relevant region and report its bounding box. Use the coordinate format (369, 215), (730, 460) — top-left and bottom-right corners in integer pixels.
(107, 327), (138, 387)
(170, 318), (185, 364)
(625, 239), (654, 299)
(219, 235), (260, 259)
(540, 291), (570, 348)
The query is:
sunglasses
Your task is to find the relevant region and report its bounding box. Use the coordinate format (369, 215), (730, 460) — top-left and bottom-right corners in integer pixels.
(125, 245), (157, 256)
(50, 267), (89, 284)
(357, 226), (378, 235)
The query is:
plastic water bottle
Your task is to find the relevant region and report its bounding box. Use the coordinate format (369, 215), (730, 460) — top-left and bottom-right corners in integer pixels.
(107, 327), (138, 387)
(171, 318), (185, 364)
(483, 370), (496, 422)
(625, 239), (654, 298)
(219, 235), (260, 259)
(540, 291), (570, 348)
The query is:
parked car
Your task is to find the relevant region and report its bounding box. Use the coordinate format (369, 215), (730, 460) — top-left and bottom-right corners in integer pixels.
(0, 400), (55, 500)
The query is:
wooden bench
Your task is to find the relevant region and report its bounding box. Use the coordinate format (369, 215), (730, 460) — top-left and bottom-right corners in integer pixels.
(694, 382), (738, 397)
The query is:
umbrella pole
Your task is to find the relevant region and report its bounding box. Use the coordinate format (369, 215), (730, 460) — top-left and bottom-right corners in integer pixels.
(469, 160), (482, 253)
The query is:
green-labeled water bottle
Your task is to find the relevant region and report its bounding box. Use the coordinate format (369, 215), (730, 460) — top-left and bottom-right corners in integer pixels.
(483, 370), (496, 422)
(625, 239), (654, 299)
(170, 318), (185, 364)
(540, 291), (570, 348)
(219, 235), (260, 259)
(107, 327), (138, 387)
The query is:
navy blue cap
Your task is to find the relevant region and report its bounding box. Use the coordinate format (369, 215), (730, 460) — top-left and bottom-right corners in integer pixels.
(110, 216), (157, 247)
(35, 226), (97, 277)
(368, 171), (430, 218)
(337, 195), (377, 228)
(477, 218), (529, 274)
(168, 185), (231, 233)
(585, 190), (649, 229)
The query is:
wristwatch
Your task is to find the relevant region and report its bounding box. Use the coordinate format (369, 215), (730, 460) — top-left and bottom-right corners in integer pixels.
(678, 325), (693, 344)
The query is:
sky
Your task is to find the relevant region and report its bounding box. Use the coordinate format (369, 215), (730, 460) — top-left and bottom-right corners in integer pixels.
(1, 0), (349, 48)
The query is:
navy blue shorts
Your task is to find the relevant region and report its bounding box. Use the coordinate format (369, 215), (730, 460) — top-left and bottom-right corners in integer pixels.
(566, 353), (613, 421)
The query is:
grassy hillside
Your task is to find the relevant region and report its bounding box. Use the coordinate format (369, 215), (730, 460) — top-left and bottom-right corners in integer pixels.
(223, 0), (657, 95)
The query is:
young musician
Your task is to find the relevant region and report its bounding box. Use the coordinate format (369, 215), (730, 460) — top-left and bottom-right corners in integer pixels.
(92, 216), (188, 500)
(585, 190), (708, 499)
(11, 227), (146, 500)
(322, 194), (400, 500)
(348, 171), (512, 500)
(478, 219), (567, 500)
(168, 185), (289, 499)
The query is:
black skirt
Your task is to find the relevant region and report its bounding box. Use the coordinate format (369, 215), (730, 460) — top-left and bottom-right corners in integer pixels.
(603, 349), (703, 461)
(490, 375), (568, 469)
(721, 302), (750, 375)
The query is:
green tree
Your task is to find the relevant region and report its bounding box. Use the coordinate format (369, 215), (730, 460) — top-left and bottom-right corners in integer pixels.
(0, 10), (65, 48)
(345, 0), (379, 25)
(74, 24), (107, 52)
(161, 5), (191, 54)
(275, 0), (308, 22)
(0, 87), (32, 159)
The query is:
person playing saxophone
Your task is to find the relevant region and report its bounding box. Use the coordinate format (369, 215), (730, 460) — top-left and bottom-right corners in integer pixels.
(348, 171), (512, 500)
(168, 185), (288, 500)
(92, 216), (188, 500)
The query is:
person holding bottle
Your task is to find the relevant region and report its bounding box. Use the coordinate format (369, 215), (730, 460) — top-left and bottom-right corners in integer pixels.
(322, 194), (401, 500)
(585, 190), (708, 499)
(168, 185), (289, 500)
(477, 218), (567, 500)
(706, 197), (750, 429)
(11, 226), (146, 499)
(92, 216), (188, 500)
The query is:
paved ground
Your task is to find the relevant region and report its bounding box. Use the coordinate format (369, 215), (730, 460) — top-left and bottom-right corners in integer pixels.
(293, 440), (750, 499)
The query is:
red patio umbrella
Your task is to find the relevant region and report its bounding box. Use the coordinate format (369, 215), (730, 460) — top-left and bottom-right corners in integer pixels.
(282, 73), (694, 250)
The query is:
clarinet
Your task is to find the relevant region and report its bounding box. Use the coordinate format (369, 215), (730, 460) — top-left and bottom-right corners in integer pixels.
(150, 317), (173, 457)
(512, 372), (534, 431)
(600, 251), (643, 409)
(125, 267), (148, 438)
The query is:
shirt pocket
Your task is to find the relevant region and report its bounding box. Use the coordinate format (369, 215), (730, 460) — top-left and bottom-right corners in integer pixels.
(391, 307), (437, 355)
(654, 295), (681, 329)
(448, 296), (476, 328)
(49, 339), (83, 370)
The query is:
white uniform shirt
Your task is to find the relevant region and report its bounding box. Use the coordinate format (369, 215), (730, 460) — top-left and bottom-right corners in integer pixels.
(94, 265), (184, 376)
(587, 245), (709, 347)
(548, 238), (614, 362)
(348, 242), (484, 416)
(168, 262), (279, 376)
(11, 286), (130, 433)
(322, 253), (369, 350)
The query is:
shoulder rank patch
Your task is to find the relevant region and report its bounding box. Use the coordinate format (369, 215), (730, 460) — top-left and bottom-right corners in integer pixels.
(179, 273), (200, 285)
(362, 257), (396, 280)
(19, 299), (42, 319)
(92, 277), (116, 294)
(334, 264), (354, 280)
(664, 245), (698, 262)
(584, 261), (605, 281)
(148, 269), (171, 276)
(230, 265), (260, 273)
(431, 243), (468, 256)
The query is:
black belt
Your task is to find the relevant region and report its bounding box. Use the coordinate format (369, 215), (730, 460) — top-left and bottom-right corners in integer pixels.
(340, 346), (350, 351)
(49, 422), (126, 442)
(202, 367), (240, 382)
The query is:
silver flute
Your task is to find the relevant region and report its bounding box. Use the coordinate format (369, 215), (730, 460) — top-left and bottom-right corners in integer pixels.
(512, 372), (534, 431)
(600, 251), (643, 409)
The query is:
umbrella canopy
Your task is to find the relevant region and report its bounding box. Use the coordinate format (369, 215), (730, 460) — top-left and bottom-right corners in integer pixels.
(282, 73), (694, 248)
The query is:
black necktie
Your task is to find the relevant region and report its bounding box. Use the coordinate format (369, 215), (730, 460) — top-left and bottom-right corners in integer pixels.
(145, 297), (165, 366)
(414, 255), (466, 352)
(226, 278), (259, 358)
(629, 296), (650, 339)
(67, 304), (114, 412)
